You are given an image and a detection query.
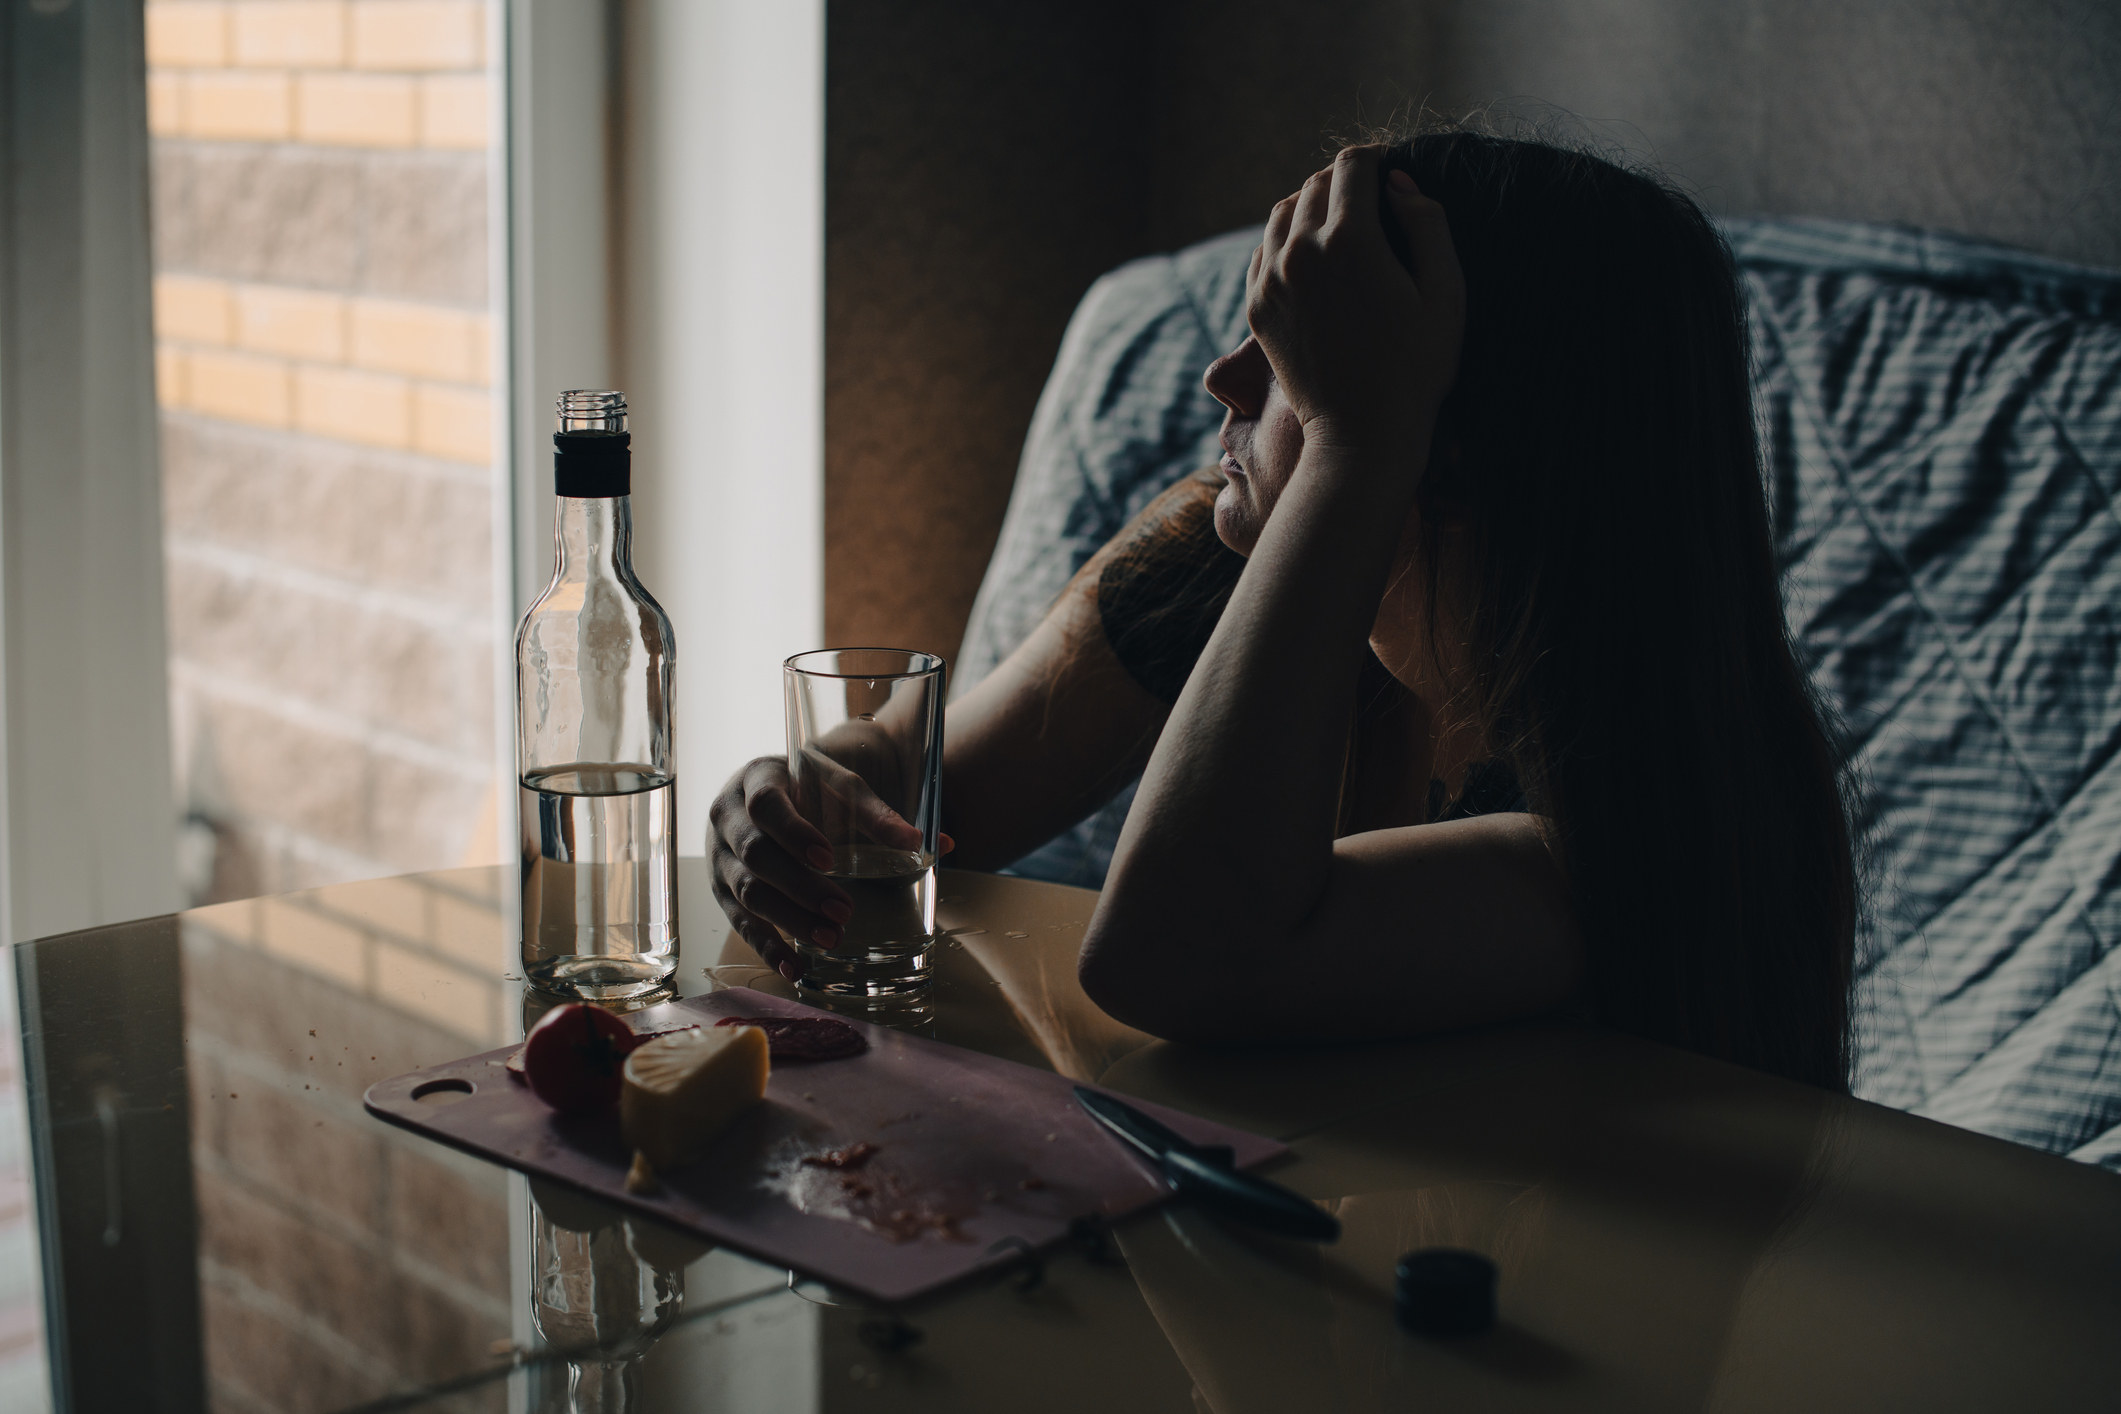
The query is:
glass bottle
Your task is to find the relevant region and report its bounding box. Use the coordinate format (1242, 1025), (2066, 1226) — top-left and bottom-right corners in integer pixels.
(516, 390), (678, 998)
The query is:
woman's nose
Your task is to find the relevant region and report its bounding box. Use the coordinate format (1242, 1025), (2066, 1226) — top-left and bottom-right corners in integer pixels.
(1203, 337), (1268, 418)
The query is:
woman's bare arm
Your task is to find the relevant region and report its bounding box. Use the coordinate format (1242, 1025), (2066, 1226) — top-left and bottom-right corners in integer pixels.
(1077, 148), (1584, 1043)
(710, 472), (1221, 970)
(941, 470), (1235, 869)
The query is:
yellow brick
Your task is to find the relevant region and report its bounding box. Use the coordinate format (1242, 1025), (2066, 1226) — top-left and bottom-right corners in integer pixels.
(155, 347), (189, 408)
(148, 73), (185, 135)
(426, 887), (508, 973)
(184, 71), (292, 141)
(348, 298), (471, 380)
(188, 350), (293, 427)
(146, 3), (229, 68)
(154, 274), (234, 345)
(295, 365), (411, 447)
(466, 314), (494, 386)
(232, 2), (347, 68)
(413, 383), (491, 464)
(257, 896), (368, 989)
(310, 873), (429, 941)
(351, 1), (483, 71)
(235, 284), (346, 361)
(417, 74), (487, 149)
(373, 940), (501, 1044)
(294, 72), (416, 146)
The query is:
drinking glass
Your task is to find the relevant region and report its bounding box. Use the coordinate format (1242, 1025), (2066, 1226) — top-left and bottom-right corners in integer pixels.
(782, 649), (945, 995)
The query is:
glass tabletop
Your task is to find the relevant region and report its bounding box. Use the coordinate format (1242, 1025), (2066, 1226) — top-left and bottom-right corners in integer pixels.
(15, 862), (2121, 1412)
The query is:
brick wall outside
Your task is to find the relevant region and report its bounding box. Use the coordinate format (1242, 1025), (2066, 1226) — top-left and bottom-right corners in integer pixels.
(148, 0), (503, 908)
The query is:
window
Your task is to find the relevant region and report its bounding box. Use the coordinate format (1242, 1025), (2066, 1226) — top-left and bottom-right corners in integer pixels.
(146, 0), (504, 903)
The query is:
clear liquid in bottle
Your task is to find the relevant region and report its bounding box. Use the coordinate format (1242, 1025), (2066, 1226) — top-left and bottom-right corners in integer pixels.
(515, 390), (678, 1000)
(519, 765), (677, 997)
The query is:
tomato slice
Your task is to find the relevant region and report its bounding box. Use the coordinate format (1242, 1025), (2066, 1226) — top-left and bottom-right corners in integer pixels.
(521, 1002), (640, 1114)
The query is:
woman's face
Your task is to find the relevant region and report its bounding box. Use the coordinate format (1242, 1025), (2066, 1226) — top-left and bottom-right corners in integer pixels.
(1202, 335), (1305, 556)
(1203, 332), (1467, 706)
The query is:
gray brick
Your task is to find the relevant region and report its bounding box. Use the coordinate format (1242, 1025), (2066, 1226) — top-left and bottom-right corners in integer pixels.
(362, 153), (488, 305)
(167, 556), (492, 755)
(154, 141), (366, 289)
(187, 694), (375, 858)
(161, 415), (494, 610)
(150, 143), (488, 303)
(363, 750), (489, 872)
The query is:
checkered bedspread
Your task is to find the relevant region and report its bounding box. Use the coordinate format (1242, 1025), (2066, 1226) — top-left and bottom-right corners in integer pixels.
(953, 218), (2121, 1168)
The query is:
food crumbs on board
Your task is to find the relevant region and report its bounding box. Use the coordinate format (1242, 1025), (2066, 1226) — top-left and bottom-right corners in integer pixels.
(308, 1030), (316, 1037)
(803, 1141), (879, 1171)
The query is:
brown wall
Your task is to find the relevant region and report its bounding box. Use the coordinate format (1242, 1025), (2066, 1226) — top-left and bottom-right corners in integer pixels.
(823, 0), (1156, 660)
(825, 0), (2121, 668)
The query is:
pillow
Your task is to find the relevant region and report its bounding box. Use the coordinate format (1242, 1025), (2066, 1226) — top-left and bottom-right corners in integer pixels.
(1735, 219), (2121, 1168)
(954, 217), (2121, 1169)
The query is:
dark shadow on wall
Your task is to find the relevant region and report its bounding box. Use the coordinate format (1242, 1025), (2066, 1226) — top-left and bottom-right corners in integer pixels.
(826, 0), (2121, 664)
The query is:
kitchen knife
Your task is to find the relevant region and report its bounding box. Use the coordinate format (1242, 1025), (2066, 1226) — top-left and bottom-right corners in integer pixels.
(1073, 1086), (1340, 1242)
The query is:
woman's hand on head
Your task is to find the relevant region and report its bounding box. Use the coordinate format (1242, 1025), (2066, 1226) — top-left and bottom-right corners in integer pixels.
(1247, 144), (1465, 456)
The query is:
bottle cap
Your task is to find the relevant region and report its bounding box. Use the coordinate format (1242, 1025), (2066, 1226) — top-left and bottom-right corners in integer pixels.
(1395, 1248), (1497, 1336)
(554, 430), (631, 498)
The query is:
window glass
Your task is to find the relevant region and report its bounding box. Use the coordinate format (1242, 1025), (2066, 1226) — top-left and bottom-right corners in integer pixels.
(147, 0), (502, 905)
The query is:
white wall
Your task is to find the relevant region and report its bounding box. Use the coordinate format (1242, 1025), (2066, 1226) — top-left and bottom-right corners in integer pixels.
(0, 0), (179, 946)
(615, 0), (825, 858)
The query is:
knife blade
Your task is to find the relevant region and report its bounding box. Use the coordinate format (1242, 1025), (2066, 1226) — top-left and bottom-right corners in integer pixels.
(1073, 1086), (1340, 1243)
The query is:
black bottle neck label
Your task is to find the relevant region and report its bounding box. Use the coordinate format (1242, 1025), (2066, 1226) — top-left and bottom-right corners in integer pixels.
(554, 430), (631, 497)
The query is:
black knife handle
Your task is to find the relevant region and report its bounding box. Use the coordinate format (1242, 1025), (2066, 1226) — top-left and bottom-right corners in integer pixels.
(1161, 1148), (1341, 1242)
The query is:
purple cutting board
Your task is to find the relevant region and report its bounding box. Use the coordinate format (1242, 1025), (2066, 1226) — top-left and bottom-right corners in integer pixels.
(363, 987), (1286, 1304)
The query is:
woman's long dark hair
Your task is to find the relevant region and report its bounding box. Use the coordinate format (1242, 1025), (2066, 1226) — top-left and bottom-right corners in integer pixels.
(1385, 129), (1857, 1090)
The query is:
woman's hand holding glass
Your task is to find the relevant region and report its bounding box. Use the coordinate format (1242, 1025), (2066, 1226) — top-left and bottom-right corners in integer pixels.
(708, 750), (926, 982)
(1245, 144), (1465, 458)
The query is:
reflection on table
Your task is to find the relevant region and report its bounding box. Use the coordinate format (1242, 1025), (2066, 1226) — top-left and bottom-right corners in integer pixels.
(14, 861), (2121, 1412)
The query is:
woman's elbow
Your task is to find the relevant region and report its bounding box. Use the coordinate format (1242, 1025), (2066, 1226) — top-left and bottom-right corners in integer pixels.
(1077, 926), (1227, 1044)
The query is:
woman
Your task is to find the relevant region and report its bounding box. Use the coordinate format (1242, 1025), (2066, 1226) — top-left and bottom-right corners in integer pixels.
(712, 131), (1857, 1091)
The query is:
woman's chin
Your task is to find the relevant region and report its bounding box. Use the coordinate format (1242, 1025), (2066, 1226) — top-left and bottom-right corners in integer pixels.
(1213, 488), (1257, 557)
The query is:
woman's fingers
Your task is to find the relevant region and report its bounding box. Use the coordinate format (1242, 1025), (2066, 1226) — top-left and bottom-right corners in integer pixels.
(738, 757), (834, 867)
(1260, 191), (1297, 268)
(1388, 173), (1465, 314)
(709, 757), (851, 947)
(1324, 144), (1381, 241)
(797, 745), (926, 851)
(709, 867), (806, 982)
(1290, 165), (1333, 242)
(715, 839), (843, 950)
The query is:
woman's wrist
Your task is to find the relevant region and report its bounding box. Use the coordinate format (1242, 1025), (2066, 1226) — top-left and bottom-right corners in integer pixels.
(1298, 406), (1440, 464)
